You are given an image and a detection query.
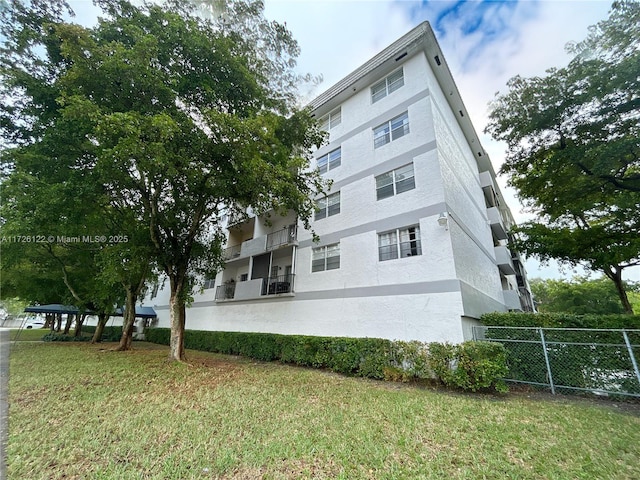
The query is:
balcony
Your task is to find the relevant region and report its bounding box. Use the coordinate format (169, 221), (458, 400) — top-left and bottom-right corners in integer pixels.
(479, 170), (493, 190)
(215, 282), (236, 301)
(480, 171), (501, 209)
(494, 245), (516, 275)
(487, 206), (508, 240)
(266, 225), (297, 251)
(223, 224), (298, 263)
(215, 275), (295, 302)
(503, 289), (523, 311)
(262, 274), (295, 295)
(223, 244), (242, 261)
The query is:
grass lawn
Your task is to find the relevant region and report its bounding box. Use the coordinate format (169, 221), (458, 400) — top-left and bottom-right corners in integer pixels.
(8, 342), (640, 479)
(5, 328), (49, 342)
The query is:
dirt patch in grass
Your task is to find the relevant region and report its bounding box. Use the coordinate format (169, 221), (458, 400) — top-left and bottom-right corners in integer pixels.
(223, 458), (342, 480)
(507, 383), (640, 416)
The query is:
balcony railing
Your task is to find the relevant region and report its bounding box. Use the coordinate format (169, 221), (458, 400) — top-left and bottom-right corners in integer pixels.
(223, 244), (242, 261)
(262, 274), (294, 296)
(266, 224), (297, 251)
(215, 282), (236, 300)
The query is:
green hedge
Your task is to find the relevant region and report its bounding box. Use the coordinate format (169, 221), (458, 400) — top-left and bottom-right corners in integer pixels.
(145, 328), (508, 393)
(42, 333), (93, 342)
(480, 312), (640, 329)
(42, 326), (124, 342)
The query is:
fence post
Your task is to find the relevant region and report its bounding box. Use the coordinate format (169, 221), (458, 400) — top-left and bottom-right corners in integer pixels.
(622, 330), (640, 389)
(539, 328), (555, 395)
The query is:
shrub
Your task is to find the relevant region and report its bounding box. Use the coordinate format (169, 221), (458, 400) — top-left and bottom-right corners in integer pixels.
(145, 327), (170, 345)
(47, 325), (124, 342)
(428, 341), (509, 393)
(480, 312), (640, 329)
(101, 326), (124, 342)
(145, 329), (508, 393)
(42, 333), (93, 342)
(389, 341), (431, 381)
(452, 342), (509, 393)
(427, 342), (458, 386)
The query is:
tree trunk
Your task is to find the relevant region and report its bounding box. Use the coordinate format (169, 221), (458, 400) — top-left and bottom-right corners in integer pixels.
(74, 313), (86, 337)
(63, 313), (74, 335)
(168, 274), (187, 362)
(604, 266), (634, 314)
(45, 313), (55, 331)
(115, 289), (138, 351)
(55, 313), (62, 332)
(91, 313), (109, 343)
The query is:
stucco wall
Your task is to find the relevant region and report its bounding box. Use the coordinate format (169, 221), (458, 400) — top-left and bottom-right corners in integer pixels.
(146, 46), (511, 342)
(153, 290), (467, 344)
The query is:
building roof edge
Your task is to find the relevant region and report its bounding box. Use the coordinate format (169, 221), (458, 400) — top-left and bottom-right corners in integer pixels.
(307, 22), (432, 112)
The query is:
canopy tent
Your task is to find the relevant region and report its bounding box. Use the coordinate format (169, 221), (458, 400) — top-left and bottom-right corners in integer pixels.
(24, 304), (92, 315)
(113, 306), (157, 319)
(24, 304), (156, 318)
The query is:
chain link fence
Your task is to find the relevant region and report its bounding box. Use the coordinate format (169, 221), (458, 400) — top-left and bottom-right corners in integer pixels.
(473, 326), (640, 398)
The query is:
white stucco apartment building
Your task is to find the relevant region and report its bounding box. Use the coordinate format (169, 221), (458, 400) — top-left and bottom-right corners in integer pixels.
(148, 22), (534, 343)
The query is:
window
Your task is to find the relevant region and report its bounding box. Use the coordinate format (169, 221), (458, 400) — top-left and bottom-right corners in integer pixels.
(371, 69), (404, 103)
(240, 274), (248, 282)
(312, 243), (340, 272)
(315, 192), (340, 220)
(203, 277), (216, 289)
(317, 147), (341, 174)
(378, 226), (421, 261)
(319, 107), (342, 130)
(376, 163), (415, 200)
(373, 112), (409, 148)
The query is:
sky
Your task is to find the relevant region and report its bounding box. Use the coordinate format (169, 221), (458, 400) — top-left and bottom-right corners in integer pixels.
(67, 0), (638, 282)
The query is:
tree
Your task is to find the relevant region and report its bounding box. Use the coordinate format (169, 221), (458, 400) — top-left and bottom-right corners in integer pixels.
(0, 0), (153, 346)
(530, 276), (639, 314)
(1, 0), (326, 361)
(486, 0), (640, 314)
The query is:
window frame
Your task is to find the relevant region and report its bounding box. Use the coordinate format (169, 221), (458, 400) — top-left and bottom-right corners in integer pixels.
(317, 147), (341, 174)
(371, 68), (404, 103)
(312, 243), (341, 272)
(375, 163), (415, 200)
(314, 191), (341, 221)
(319, 107), (342, 130)
(378, 226), (422, 261)
(373, 111), (409, 148)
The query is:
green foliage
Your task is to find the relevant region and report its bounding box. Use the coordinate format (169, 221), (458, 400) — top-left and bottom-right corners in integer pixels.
(82, 325), (124, 342)
(478, 311), (640, 396)
(452, 342), (509, 393)
(479, 326), (640, 396)
(485, 1), (640, 313)
(0, 297), (28, 316)
(531, 277), (639, 314)
(387, 340), (431, 381)
(426, 342), (509, 393)
(42, 325), (123, 342)
(146, 329), (509, 393)
(0, 0), (329, 361)
(145, 327), (170, 346)
(480, 311), (640, 329)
